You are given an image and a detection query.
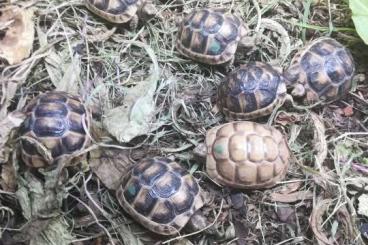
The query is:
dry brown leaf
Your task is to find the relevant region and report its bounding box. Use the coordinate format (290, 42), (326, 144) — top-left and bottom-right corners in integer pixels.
(309, 199), (334, 245)
(44, 44), (81, 94)
(0, 5), (34, 65)
(55, 54), (81, 94)
(89, 148), (133, 190)
(0, 160), (16, 192)
(276, 206), (295, 223)
(13, 218), (51, 243)
(0, 80), (18, 119)
(309, 199), (354, 245)
(278, 181), (303, 194)
(103, 41), (160, 142)
(275, 111), (303, 126)
(270, 190), (313, 203)
(0, 111), (25, 163)
(310, 112), (328, 172)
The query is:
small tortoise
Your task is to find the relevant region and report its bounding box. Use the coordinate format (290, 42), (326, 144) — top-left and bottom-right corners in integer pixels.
(176, 8), (249, 65)
(85, 0), (156, 27)
(284, 37), (355, 103)
(194, 121), (290, 189)
(116, 157), (207, 235)
(217, 62), (287, 120)
(19, 91), (91, 168)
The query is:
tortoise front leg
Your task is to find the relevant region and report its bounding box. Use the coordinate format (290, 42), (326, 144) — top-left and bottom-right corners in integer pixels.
(128, 14), (139, 30)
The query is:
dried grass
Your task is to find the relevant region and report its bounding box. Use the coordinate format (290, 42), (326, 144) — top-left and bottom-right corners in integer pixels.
(0, 0), (368, 244)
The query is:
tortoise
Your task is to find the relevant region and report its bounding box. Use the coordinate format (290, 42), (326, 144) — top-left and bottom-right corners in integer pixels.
(116, 157), (209, 235)
(194, 121), (291, 189)
(217, 61), (287, 120)
(19, 91), (91, 168)
(85, 0), (157, 28)
(284, 37), (355, 104)
(176, 8), (250, 65)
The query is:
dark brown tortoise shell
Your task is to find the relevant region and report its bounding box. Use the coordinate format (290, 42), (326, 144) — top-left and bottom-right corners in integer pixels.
(19, 91), (90, 168)
(284, 37), (355, 103)
(116, 157), (205, 235)
(217, 62), (287, 120)
(176, 8), (248, 65)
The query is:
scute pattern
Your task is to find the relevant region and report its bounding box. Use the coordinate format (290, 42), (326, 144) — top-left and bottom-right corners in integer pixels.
(284, 37), (355, 103)
(217, 62), (286, 120)
(116, 157), (204, 235)
(20, 91), (90, 168)
(176, 8), (247, 64)
(206, 121), (290, 189)
(85, 0), (143, 23)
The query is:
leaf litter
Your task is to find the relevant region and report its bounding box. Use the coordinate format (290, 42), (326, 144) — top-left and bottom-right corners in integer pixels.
(0, 0), (368, 244)
(0, 5), (35, 66)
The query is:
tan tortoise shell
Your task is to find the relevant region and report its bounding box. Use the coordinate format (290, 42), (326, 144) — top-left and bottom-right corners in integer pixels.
(176, 8), (248, 65)
(116, 157), (205, 235)
(217, 62), (287, 120)
(205, 121), (290, 189)
(284, 37), (355, 103)
(19, 91), (91, 168)
(85, 0), (144, 23)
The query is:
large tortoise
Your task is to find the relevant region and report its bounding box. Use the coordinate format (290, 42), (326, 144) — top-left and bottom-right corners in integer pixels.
(217, 62), (287, 120)
(176, 8), (250, 65)
(19, 91), (91, 168)
(116, 157), (208, 235)
(195, 121), (291, 189)
(284, 37), (355, 104)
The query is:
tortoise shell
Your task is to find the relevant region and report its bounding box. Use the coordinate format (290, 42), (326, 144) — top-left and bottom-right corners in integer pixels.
(205, 121), (290, 189)
(284, 37), (355, 103)
(217, 62), (287, 120)
(116, 157), (204, 235)
(19, 91), (90, 168)
(85, 0), (144, 23)
(176, 8), (248, 65)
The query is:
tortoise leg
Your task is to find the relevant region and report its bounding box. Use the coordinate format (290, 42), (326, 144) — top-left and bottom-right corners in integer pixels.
(223, 57), (235, 73)
(129, 14), (139, 30)
(185, 210), (216, 234)
(139, 1), (157, 20)
(291, 83), (306, 98)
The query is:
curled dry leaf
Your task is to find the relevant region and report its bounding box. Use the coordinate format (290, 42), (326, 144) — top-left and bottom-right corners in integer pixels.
(309, 199), (355, 245)
(310, 112), (327, 171)
(89, 148), (133, 190)
(278, 181), (303, 194)
(309, 199), (334, 245)
(270, 190), (314, 203)
(0, 5), (34, 65)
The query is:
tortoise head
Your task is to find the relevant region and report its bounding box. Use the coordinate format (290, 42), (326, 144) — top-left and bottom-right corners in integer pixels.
(291, 83), (306, 98)
(193, 143), (207, 163)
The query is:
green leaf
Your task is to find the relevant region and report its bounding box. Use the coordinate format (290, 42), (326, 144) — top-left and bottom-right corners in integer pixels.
(350, 0), (368, 44)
